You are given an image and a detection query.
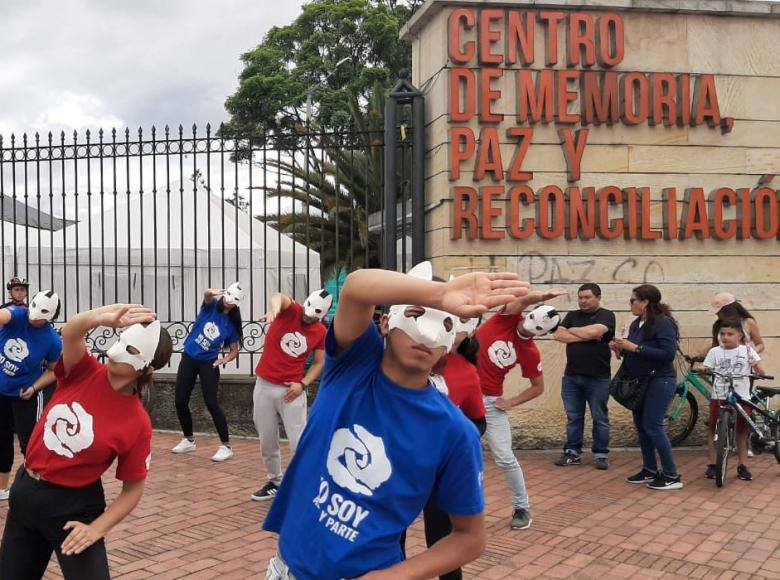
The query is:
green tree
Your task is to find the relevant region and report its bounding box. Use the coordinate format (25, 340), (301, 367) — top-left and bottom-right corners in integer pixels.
(224, 0), (420, 135)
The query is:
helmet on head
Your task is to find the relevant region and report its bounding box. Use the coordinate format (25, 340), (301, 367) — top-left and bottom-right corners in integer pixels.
(303, 289), (333, 320)
(387, 262), (456, 352)
(223, 282), (244, 306)
(28, 290), (60, 322)
(107, 320), (162, 371)
(522, 304), (561, 336)
(7, 276), (29, 291)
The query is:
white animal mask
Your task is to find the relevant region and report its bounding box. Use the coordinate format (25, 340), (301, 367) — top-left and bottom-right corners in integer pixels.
(303, 289), (333, 320)
(387, 262), (456, 352)
(28, 290), (59, 322)
(107, 320), (162, 371)
(522, 304), (561, 336)
(223, 282), (244, 306)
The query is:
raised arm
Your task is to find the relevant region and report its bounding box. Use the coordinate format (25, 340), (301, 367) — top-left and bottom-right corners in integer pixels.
(60, 305), (156, 376)
(203, 288), (224, 306)
(262, 293), (293, 324)
(502, 288), (567, 316)
(334, 269), (529, 354)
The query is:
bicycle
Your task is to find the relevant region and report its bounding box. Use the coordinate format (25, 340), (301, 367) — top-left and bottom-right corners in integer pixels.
(665, 352), (712, 446)
(703, 369), (780, 488)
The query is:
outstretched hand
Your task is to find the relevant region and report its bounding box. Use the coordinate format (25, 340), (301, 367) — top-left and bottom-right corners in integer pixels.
(95, 304), (156, 329)
(440, 272), (529, 318)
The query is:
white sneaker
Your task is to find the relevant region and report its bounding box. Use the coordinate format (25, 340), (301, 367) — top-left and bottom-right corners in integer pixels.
(211, 445), (233, 462)
(171, 438), (197, 454)
(748, 449), (754, 458)
(0, 488), (9, 501)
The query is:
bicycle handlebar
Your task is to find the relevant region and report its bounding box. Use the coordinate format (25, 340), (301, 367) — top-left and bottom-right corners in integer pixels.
(697, 369), (774, 381)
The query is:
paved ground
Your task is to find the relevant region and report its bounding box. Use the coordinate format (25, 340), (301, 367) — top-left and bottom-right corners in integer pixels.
(2, 431), (780, 579)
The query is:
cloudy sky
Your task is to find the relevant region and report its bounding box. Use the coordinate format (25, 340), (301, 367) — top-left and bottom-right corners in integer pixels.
(0, 0), (306, 137)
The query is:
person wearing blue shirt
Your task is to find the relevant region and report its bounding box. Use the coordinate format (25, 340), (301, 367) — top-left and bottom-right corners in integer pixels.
(610, 284), (682, 491)
(263, 263), (529, 580)
(0, 290), (63, 501)
(171, 284), (244, 463)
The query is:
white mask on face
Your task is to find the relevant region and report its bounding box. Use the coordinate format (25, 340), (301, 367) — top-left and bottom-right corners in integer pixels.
(28, 291), (59, 322)
(223, 282), (244, 306)
(387, 261), (456, 352)
(303, 289), (332, 320)
(522, 304), (561, 336)
(107, 321), (162, 371)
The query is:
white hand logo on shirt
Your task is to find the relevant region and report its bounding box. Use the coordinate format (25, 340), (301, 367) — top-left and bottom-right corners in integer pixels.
(203, 322), (220, 341)
(3, 338), (29, 363)
(326, 424), (392, 496)
(280, 331), (308, 357)
(487, 340), (517, 369)
(43, 402), (95, 458)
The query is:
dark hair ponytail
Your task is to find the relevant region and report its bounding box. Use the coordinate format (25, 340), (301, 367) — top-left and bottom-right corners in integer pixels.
(632, 284), (679, 339)
(219, 297), (244, 346)
(136, 326), (173, 403)
(457, 335), (480, 365)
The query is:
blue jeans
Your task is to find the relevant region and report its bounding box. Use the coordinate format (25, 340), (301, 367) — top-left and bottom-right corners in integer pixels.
(632, 376), (678, 477)
(561, 374), (611, 458)
(484, 396), (529, 509)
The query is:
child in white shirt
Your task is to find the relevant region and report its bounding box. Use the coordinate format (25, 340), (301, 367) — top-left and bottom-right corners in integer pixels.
(701, 319), (764, 481)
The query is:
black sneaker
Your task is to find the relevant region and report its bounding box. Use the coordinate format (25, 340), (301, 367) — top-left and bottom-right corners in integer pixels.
(554, 452), (581, 466)
(251, 481), (279, 502)
(737, 464), (752, 481)
(646, 474), (683, 491)
(705, 464), (717, 479)
(625, 468), (656, 484)
(510, 508), (533, 530)
(593, 457), (609, 470)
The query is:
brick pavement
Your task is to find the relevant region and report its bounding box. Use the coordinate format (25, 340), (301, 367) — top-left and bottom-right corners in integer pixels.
(2, 432), (780, 579)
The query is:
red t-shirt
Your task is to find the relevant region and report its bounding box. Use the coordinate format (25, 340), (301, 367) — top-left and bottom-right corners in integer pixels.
(25, 352), (153, 488)
(476, 312), (543, 397)
(255, 301), (327, 385)
(441, 353), (485, 420)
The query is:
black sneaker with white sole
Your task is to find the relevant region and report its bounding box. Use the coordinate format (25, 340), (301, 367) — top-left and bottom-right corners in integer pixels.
(737, 464), (752, 481)
(251, 481), (279, 502)
(625, 468), (656, 484)
(510, 508), (532, 530)
(646, 474), (683, 490)
(705, 464), (717, 479)
(554, 452), (581, 466)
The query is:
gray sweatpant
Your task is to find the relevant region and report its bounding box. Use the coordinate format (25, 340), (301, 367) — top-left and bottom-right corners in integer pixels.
(253, 377), (308, 485)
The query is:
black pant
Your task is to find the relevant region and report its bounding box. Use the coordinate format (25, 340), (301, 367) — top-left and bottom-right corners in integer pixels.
(175, 352), (229, 443)
(0, 388), (52, 473)
(0, 469), (109, 579)
(399, 502), (462, 580)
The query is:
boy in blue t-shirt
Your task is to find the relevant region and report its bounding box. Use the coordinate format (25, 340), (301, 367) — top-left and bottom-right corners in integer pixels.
(263, 263), (528, 580)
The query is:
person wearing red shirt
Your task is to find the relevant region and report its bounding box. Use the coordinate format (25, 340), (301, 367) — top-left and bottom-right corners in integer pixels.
(476, 288), (566, 531)
(250, 290), (328, 502)
(413, 313), (485, 580)
(0, 304), (172, 579)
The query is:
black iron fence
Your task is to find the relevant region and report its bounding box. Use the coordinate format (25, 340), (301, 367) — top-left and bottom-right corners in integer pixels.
(0, 124), (405, 371)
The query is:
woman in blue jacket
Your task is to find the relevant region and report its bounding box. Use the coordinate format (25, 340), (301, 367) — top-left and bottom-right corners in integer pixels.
(610, 284), (682, 491)
(0, 290), (63, 501)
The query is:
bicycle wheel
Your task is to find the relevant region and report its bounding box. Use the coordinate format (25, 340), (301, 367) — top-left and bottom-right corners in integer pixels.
(772, 421), (780, 465)
(665, 388), (698, 446)
(715, 408), (734, 488)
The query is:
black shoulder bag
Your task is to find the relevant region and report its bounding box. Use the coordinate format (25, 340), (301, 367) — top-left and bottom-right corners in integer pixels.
(610, 364), (654, 411)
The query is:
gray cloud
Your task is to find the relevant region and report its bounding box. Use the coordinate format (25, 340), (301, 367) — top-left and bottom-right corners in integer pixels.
(0, 0), (306, 137)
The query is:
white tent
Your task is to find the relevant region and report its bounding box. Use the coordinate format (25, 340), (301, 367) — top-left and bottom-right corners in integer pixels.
(16, 181), (321, 372)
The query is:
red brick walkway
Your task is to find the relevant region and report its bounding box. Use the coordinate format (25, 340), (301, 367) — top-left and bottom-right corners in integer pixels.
(2, 432), (780, 579)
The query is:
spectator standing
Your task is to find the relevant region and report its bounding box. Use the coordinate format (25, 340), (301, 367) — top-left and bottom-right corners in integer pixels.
(553, 283), (616, 469)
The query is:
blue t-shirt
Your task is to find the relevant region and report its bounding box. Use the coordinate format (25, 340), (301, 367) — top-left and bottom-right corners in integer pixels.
(183, 300), (239, 362)
(0, 306), (62, 396)
(263, 324), (484, 580)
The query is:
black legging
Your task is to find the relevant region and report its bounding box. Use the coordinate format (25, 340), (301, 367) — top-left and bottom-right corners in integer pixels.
(0, 388), (52, 474)
(175, 353), (229, 443)
(0, 469), (109, 580)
